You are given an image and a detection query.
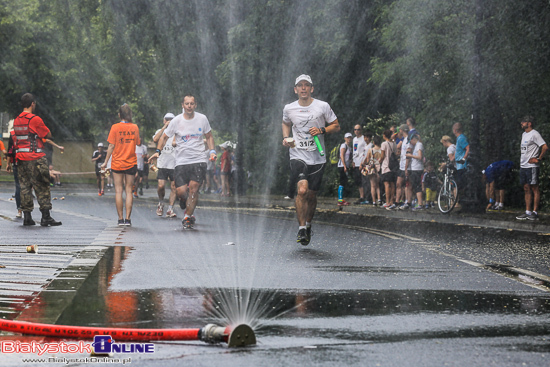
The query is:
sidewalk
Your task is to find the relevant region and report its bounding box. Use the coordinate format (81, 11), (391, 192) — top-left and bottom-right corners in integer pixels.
(112, 184), (550, 234)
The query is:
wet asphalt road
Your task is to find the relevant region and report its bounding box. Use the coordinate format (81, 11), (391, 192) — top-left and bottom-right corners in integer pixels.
(1, 187), (549, 366)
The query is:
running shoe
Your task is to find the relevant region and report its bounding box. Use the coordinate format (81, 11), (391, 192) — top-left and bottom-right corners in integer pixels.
(337, 200), (350, 206)
(98, 190), (102, 196)
(284, 196), (292, 199)
(412, 205), (423, 211)
(297, 228), (309, 246)
(133, 193), (139, 198)
(527, 213), (539, 221)
(124, 219), (132, 226)
(166, 209), (177, 218)
(359, 200), (370, 205)
(156, 203), (164, 216)
(306, 226), (313, 242)
(139, 188), (143, 196)
(377, 200), (382, 206)
(516, 213), (530, 220)
(386, 204), (397, 210)
(183, 216), (195, 229)
(16, 210), (22, 218)
(354, 198), (364, 205)
(495, 205), (504, 210)
(117, 219), (125, 226)
(398, 203), (410, 210)
(383, 202), (390, 208)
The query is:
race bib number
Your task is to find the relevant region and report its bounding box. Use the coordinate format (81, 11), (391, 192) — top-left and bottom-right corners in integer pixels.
(296, 136), (316, 151)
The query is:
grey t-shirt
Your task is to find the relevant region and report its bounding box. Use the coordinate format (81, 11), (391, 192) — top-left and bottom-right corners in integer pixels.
(282, 99), (337, 165)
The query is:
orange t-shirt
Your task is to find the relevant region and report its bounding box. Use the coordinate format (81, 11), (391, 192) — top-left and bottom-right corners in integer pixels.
(107, 121), (141, 171)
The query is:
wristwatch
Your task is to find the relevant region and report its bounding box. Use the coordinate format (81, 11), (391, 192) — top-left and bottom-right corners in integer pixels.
(156, 149), (162, 155)
(320, 127), (326, 134)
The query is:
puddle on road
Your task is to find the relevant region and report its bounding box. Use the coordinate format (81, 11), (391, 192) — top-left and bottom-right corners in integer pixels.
(54, 247), (550, 326)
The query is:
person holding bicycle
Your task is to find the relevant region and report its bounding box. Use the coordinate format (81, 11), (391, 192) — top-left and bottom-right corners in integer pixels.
(452, 123), (469, 209)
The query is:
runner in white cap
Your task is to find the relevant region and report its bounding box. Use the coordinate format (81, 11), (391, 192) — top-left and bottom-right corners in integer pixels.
(282, 74), (340, 245)
(150, 112), (177, 217)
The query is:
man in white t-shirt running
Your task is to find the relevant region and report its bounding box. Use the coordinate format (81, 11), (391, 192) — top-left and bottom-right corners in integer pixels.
(149, 95), (217, 229)
(282, 74), (340, 246)
(151, 112), (177, 218)
(516, 115), (547, 221)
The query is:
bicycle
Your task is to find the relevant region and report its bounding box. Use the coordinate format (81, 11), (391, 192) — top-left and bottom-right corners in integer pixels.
(437, 160), (461, 214)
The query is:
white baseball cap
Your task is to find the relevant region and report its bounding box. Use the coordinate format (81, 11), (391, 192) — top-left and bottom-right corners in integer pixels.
(344, 133), (353, 138)
(98, 142), (104, 147)
(219, 141), (231, 149)
(295, 74), (313, 85)
(164, 113), (175, 120)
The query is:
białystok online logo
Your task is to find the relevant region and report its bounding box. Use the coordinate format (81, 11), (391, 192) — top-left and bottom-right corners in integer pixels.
(1, 336), (154, 355)
(93, 335), (154, 354)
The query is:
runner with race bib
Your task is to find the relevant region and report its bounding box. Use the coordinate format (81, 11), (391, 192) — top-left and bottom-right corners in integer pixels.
(282, 74), (340, 246)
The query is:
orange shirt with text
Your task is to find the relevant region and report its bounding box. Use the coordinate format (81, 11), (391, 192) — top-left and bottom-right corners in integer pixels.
(107, 121), (141, 171)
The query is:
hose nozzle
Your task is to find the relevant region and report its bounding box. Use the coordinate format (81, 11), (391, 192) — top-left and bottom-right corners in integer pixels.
(199, 324), (256, 347)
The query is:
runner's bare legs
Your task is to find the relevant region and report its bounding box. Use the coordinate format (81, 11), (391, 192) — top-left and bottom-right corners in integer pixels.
(177, 180), (200, 216)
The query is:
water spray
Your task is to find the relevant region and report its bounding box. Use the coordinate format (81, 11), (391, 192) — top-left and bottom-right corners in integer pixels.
(0, 320), (256, 347)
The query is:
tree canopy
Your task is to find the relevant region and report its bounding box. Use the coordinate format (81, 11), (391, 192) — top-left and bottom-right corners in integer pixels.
(2, 0), (549, 201)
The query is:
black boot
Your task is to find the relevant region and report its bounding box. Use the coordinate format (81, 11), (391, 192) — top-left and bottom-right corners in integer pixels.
(40, 209), (62, 226)
(23, 211), (36, 226)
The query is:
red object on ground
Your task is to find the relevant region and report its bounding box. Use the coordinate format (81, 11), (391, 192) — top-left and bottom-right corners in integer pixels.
(0, 319), (203, 341)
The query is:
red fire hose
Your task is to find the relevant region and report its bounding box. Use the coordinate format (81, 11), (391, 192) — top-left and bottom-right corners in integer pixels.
(0, 320), (256, 347)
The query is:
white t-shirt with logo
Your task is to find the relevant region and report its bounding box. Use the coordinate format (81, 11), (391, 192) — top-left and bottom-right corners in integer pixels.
(521, 129), (546, 168)
(283, 99), (337, 165)
(410, 142), (424, 171)
(164, 112), (212, 166)
(153, 129), (176, 169)
(352, 136), (367, 167)
(135, 144), (147, 170)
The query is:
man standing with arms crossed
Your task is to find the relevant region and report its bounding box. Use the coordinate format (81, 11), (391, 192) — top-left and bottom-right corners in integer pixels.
(282, 74), (340, 246)
(516, 116), (547, 220)
(151, 112), (177, 218)
(13, 93), (61, 226)
(149, 95), (216, 229)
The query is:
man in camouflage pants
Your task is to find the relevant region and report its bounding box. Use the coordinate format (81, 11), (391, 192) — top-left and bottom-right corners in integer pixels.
(14, 93), (61, 226)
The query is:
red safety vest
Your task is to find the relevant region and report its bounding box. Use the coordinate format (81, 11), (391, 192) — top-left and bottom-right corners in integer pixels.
(14, 112), (46, 160)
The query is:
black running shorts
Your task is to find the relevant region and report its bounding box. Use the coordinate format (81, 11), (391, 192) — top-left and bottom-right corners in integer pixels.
(289, 159), (325, 192)
(112, 165), (137, 175)
(175, 163), (207, 188)
(157, 168), (175, 181)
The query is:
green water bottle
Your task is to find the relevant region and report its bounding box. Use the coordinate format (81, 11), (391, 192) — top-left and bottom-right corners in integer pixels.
(313, 135), (325, 156)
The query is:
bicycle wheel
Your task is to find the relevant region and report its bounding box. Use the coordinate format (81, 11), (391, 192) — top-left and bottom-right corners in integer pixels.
(438, 179), (458, 214)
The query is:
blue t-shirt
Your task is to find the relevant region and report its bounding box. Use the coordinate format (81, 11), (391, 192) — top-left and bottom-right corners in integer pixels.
(455, 134), (469, 170)
(485, 160), (514, 183)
